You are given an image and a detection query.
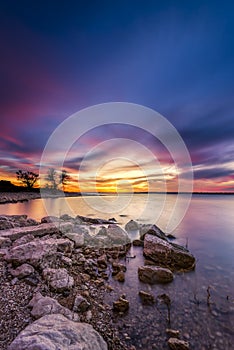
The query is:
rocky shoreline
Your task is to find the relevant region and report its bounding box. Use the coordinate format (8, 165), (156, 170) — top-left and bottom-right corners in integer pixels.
(0, 214), (196, 350)
(0, 192), (41, 204)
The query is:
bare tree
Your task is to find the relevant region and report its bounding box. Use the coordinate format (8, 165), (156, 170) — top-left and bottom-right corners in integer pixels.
(46, 168), (58, 190)
(16, 170), (39, 189)
(46, 168), (70, 192)
(60, 170), (70, 191)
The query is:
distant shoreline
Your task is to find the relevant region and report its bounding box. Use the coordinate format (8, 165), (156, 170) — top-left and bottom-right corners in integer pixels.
(0, 190), (233, 205)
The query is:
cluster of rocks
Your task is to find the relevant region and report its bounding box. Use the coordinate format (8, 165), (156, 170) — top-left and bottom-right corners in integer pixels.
(0, 214), (196, 350)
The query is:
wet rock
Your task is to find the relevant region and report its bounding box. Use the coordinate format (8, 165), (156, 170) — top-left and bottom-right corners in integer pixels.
(113, 296), (129, 313)
(140, 224), (168, 241)
(65, 232), (84, 247)
(112, 261), (127, 274)
(8, 314), (108, 350)
(73, 294), (91, 312)
(168, 337), (190, 349)
(133, 239), (144, 247)
(166, 329), (180, 338)
(113, 271), (125, 282)
(5, 238), (74, 267)
(43, 268), (74, 292)
(138, 265), (173, 284)
(125, 220), (139, 231)
(10, 263), (34, 278)
(139, 290), (155, 305)
(29, 292), (79, 320)
(144, 234), (195, 271)
(167, 234), (176, 240)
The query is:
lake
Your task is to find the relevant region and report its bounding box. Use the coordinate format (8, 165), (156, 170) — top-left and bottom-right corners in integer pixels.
(0, 194), (234, 349)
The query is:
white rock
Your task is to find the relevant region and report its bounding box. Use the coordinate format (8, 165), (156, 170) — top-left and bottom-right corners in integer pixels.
(8, 314), (108, 350)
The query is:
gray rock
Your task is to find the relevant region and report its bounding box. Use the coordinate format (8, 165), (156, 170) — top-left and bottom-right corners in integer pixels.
(0, 236), (11, 248)
(125, 220), (139, 231)
(0, 222), (73, 241)
(41, 216), (60, 223)
(10, 263), (34, 278)
(144, 234), (195, 271)
(106, 224), (130, 246)
(65, 232), (84, 247)
(7, 313), (108, 350)
(5, 238), (74, 267)
(138, 265), (173, 284)
(43, 268), (74, 292)
(73, 294), (90, 312)
(12, 234), (34, 247)
(168, 337), (190, 349)
(0, 219), (15, 230)
(29, 292), (79, 321)
(140, 224), (168, 241)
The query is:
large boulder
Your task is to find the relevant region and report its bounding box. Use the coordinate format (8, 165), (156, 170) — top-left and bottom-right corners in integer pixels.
(7, 313), (108, 350)
(144, 234), (195, 271)
(125, 220), (139, 231)
(5, 238), (74, 267)
(140, 224), (168, 241)
(138, 265), (173, 284)
(0, 222), (73, 241)
(43, 268), (74, 292)
(106, 224), (131, 246)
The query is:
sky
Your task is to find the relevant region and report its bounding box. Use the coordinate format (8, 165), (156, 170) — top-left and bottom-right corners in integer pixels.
(0, 0), (234, 192)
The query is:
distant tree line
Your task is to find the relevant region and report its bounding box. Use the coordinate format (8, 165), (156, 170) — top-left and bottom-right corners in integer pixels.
(14, 168), (70, 192)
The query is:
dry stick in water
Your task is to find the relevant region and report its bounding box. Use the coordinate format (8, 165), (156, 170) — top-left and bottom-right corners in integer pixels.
(207, 286), (211, 306)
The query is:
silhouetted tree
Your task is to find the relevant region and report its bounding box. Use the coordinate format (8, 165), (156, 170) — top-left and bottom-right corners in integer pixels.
(46, 168), (58, 190)
(60, 170), (70, 190)
(45, 168), (70, 192)
(16, 170), (39, 189)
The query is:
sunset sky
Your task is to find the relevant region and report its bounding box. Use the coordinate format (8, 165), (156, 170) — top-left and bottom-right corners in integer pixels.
(0, 1), (234, 193)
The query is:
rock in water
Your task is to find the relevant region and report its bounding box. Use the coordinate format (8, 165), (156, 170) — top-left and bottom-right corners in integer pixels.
(106, 224), (131, 246)
(140, 224), (168, 241)
(139, 290), (156, 305)
(113, 296), (129, 312)
(168, 337), (190, 349)
(8, 314), (108, 350)
(138, 265), (173, 284)
(125, 220), (139, 231)
(144, 234), (195, 271)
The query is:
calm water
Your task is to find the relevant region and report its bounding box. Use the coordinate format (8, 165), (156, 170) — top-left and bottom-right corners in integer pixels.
(1, 194), (234, 349)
